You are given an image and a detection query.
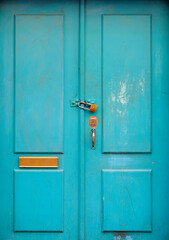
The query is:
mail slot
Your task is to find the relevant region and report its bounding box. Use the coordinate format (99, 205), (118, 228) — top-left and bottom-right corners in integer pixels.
(19, 157), (59, 168)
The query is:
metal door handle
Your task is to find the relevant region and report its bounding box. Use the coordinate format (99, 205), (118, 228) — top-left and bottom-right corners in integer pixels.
(91, 129), (96, 149)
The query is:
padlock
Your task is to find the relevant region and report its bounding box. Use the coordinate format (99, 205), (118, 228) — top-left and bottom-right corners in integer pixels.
(89, 104), (97, 112)
(77, 101), (97, 112)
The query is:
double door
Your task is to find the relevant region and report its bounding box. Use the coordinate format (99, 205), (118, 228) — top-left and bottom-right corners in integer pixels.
(0, 0), (169, 239)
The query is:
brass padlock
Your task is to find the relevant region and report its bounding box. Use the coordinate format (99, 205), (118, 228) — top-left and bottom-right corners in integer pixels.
(77, 101), (97, 112)
(89, 104), (97, 112)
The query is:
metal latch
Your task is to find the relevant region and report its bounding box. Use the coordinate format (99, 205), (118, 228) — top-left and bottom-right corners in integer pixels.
(71, 99), (97, 112)
(78, 101), (97, 112)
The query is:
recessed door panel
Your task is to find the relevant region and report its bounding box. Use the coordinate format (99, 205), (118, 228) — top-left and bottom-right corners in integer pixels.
(102, 15), (151, 153)
(15, 15), (63, 153)
(102, 170), (152, 231)
(14, 170), (63, 232)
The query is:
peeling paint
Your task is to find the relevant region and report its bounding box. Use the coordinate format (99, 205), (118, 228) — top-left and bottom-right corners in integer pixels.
(113, 233), (133, 240)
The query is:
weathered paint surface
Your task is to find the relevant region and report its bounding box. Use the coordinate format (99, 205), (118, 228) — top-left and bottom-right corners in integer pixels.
(102, 15), (151, 153)
(0, 0), (169, 240)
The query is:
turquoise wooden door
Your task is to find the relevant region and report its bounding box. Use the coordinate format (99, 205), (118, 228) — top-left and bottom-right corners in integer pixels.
(85, 0), (169, 240)
(0, 1), (169, 240)
(0, 0), (79, 239)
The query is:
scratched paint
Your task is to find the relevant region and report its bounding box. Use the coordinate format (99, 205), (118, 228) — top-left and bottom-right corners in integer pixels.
(113, 234), (133, 240)
(109, 72), (146, 109)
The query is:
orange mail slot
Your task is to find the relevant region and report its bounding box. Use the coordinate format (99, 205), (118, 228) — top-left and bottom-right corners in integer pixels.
(19, 156), (59, 168)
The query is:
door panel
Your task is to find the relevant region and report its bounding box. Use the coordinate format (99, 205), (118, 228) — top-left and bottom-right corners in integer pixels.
(102, 170), (152, 232)
(14, 170), (63, 231)
(102, 15), (151, 153)
(85, 0), (169, 239)
(15, 14), (64, 153)
(0, 1), (79, 239)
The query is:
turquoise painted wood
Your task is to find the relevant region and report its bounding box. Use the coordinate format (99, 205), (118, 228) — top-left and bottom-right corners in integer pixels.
(85, 0), (169, 239)
(0, 0), (79, 239)
(103, 15), (151, 153)
(14, 170), (63, 231)
(15, 15), (64, 153)
(102, 170), (152, 231)
(0, 0), (169, 240)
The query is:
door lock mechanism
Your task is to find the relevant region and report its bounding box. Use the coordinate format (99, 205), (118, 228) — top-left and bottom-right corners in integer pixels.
(89, 116), (97, 150)
(71, 99), (97, 112)
(78, 101), (97, 112)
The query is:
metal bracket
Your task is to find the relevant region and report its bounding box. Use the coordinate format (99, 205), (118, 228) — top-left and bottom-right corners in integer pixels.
(70, 98), (80, 107)
(70, 99), (95, 107)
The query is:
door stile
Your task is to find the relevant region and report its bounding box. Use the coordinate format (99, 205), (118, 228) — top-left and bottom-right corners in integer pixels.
(79, 0), (85, 239)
